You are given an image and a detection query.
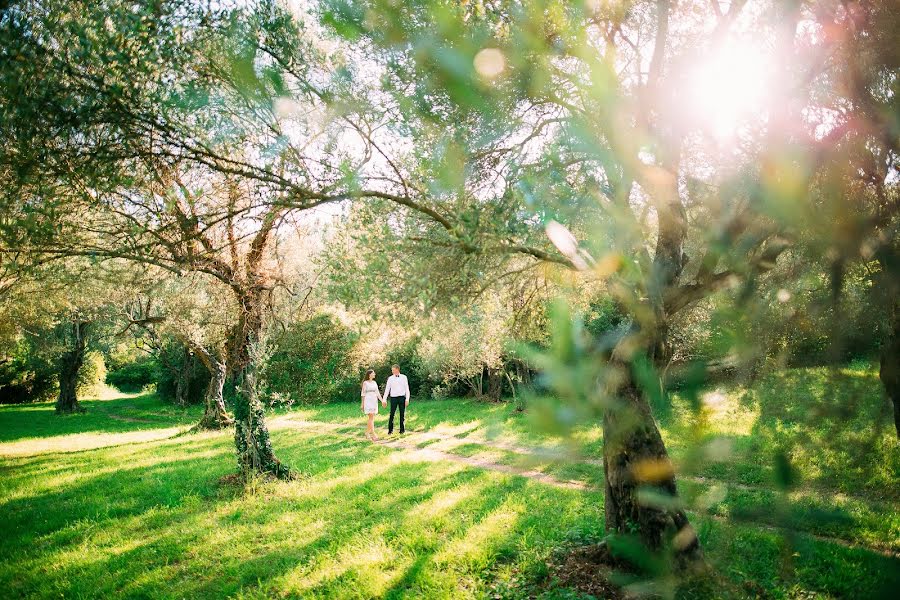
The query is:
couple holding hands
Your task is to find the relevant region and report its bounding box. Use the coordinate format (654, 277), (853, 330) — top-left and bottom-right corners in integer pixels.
(360, 364), (410, 441)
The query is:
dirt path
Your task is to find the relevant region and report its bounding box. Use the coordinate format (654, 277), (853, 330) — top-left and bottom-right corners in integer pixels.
(105, 414), (158, 424)
(277, 417), (890, 507)
(276, 417), (899, 559)
(0, 425), (189, 458)
(273, 416), (588, 490)
(365, 430), (590, 490)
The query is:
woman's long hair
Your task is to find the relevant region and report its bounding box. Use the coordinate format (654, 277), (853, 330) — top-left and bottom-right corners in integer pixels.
(361, 369), (375, 385)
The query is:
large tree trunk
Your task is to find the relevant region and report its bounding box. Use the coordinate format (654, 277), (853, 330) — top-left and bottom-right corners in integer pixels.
(215, 208), (293, 479)
(602, 152), (699, 561)
(228, 287), (293, 480)
(602, 379), (699, 560)
(55, 319), (89, 414)
(233, 360), (291, 478)
(879, 300), (900, 438)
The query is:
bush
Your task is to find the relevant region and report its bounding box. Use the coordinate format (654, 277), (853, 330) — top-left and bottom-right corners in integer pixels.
(263, 314), (359, 405)
(372, 338), (435, 399)
(662, 261), (885, 371)
(77, 351), (107, 397)
(0, 335), (57, 404)
(584, 296), (627, 342)
(106, 356), (158, 392)
(0, 336), (107, 404)
(414, 304), (510, 398)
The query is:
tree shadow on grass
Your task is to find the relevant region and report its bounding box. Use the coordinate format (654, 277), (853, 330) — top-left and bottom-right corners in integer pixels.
(4, 412), (894, 599)
(382, 554), (430, 600)
(744, 367), (899, 499)
(658, 366), (899, 501)
(1, 424), (533, 598)
(189, 467), (500, 597)
(0, 393), (200, 443)
(258, 474), (541, 599)
(0, 429), (375, 596)
(8, 418), (596, 599)
(697, 515), (900, 600)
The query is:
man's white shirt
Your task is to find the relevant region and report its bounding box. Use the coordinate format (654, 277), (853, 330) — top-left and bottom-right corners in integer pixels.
(384, 374), (410, 400)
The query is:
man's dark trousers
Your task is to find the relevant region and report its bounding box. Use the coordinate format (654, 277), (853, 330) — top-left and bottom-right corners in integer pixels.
(388, 396), (406, 434)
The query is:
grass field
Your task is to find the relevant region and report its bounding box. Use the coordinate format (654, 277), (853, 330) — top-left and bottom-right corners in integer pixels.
(0, 366), (898, 598)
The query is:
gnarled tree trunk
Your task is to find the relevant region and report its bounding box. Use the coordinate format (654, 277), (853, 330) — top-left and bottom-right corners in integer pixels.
(232, 357), (291, 478)
(602, 379), (699, 559)
(192, 346), (233, 430)
(228, 281), (293, 480)
(180, 334), (233, 430)
(55, 319), (89, 414)
(601, 142), (700, 560)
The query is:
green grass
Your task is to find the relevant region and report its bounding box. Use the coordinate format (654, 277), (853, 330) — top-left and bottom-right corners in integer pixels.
(0, 391), (198, 442)
(0, 366), (898, 599)
(661, 364), (900, 501)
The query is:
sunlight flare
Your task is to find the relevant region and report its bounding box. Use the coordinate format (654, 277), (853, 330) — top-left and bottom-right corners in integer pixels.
(685, 38), (773, 139)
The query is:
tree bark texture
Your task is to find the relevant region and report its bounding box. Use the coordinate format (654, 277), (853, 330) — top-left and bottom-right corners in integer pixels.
(55, 319), (89, 414)
(191, 344), (233, 430)
(232, 355), (292, 479)
(228, 284), (293, 479)
(602, 379), (700, 559)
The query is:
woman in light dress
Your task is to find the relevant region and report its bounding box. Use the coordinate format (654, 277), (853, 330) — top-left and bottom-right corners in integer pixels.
(360, 369), (386, 441)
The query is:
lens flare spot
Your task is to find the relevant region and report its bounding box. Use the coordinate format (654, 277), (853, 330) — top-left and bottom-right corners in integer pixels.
(631, 457), (675, 483)
(474, 48), (506, 79)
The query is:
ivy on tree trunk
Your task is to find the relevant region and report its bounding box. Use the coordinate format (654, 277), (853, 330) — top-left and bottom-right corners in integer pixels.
(228, 282), (294, 480)
(232, 358), (292, 479)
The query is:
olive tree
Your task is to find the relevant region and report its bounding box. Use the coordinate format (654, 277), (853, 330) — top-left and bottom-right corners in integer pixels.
(317, 0), (898, 559)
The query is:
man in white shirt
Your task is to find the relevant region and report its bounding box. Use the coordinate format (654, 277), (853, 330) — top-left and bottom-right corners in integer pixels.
(383, 364), (410, 435)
